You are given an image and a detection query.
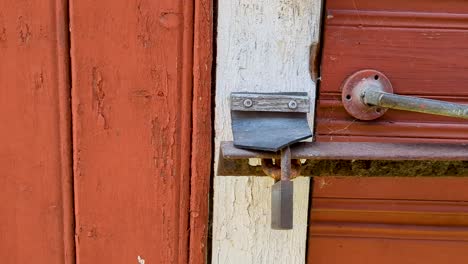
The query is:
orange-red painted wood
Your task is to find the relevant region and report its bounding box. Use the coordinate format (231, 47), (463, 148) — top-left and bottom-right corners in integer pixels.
(310, 0), (468, 262)
(308, 178), (468, 263)
(190, 0), (213, 263)
(316, 0), (468, 142)
(70, 0), (211, 263)
(0, 0), (74, 263)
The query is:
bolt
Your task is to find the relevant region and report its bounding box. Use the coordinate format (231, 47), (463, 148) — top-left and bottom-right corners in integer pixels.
(243, 99), (253, 108)
(288, 100), (298, 110)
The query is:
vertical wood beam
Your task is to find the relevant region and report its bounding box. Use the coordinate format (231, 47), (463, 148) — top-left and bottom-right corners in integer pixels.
(190, 0), (213, 263)
(70, 0), (195, 263)
(0, 0), (74, 263)
(213, 0), (322, 263)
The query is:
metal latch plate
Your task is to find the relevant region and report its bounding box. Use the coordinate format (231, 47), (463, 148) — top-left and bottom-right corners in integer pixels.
(230, 92), (313, 152)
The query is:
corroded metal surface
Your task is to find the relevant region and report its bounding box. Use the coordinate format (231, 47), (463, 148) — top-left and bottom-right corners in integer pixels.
(218, 141), (468, 176)
(261, 159), (301, 181)
(231, 92), (310, 113)
(342, 69), (468, 120)
(221, 141), (468, 160)
(364, 89), (468, 119)
(341, 69), (393, 120)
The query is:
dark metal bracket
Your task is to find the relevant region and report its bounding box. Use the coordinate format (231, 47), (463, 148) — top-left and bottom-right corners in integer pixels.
(231, 92), (313, 151)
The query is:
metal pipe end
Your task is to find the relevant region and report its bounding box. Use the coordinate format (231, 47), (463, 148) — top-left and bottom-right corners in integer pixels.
(341, 69), (393, 120)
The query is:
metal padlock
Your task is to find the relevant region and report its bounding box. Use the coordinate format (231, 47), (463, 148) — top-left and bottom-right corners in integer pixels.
(271, 146), (293, 230)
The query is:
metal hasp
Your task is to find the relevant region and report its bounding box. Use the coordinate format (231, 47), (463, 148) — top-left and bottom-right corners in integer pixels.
(230, 92), (313, 230)
(342, 69), (468, 120)
(231, 92), (313, 151)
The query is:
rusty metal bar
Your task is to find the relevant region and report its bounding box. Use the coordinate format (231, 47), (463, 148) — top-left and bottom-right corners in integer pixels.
(218, 141), (468, 177)
(363, 88), (468, 119)
(280, 146), (291, 181)
(221, 141), (468, 161)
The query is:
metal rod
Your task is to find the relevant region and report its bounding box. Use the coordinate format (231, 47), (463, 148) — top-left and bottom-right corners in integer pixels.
(220, 141), (468, 161)
(217, 141), (468, 177)
(280, 146), (291, 181)
(363, 88), (468, 119)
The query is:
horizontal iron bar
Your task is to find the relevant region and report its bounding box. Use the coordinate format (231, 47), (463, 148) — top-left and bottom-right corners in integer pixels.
(221, 141), (468, 161)
(218, 142), (468, 177)
(364, 88), (468, 119)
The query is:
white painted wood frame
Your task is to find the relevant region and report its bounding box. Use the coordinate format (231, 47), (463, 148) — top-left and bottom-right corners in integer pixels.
(212, 0), (323, 263)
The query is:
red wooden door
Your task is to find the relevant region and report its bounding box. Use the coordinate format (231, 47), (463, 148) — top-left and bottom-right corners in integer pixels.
(0, 1), (74, 263)
(70, 0), (212, 263)
(316, 0), (468, 143)
(1, 0), (211, 263)
(308, 178), (468, 263)
(309, 0), (468, 263)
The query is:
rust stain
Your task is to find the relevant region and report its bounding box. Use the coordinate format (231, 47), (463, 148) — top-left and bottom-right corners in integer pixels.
(309, 42), (320, 82)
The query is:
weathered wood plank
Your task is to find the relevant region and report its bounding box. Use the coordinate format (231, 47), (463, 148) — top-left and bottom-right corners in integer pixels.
(213, 0), (322, 263)
(317, 0), (468, 142)
(190, 0), (213, 262)
(0, 0), (74, 263)
(70, 0), (195, 263)
(308, 177), (468, 263)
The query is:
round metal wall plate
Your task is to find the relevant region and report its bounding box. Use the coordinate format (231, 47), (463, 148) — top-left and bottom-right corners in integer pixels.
(341, 69), (393, 120)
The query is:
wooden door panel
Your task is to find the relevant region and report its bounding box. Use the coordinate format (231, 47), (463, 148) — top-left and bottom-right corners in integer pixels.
(70, 0), (196, 263)
(0, 0), (73, 263)
(312, 0), (468, 260)
(308, 238), (468, 264)
(316, 0), (468, 142)
(308, 177), (468, 263)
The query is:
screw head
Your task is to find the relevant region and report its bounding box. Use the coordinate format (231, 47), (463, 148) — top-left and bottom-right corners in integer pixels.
(243, 99), (253, 108)
(288, 100), (298, 110)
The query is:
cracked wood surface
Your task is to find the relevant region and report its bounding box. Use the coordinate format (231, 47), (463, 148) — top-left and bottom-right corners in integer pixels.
(213, 0), (322, 263)
(70, 0), (205, 263)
